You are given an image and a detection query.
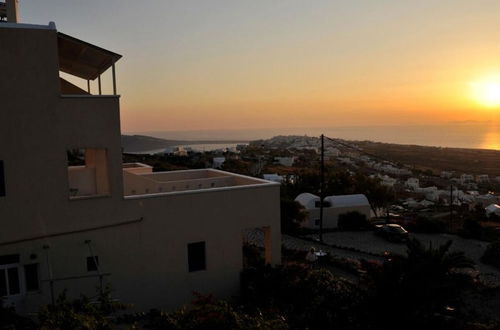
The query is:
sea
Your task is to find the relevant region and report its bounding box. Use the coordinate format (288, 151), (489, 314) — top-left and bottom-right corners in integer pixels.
(129, 122), (500, 152)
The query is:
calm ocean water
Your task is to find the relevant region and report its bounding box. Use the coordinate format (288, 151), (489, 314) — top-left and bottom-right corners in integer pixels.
(130, 122), (499, 151)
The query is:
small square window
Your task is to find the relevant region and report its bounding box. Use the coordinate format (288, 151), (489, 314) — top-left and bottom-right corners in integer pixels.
(24, 264), (39, 292)
(314, 219), (320, 226)
(188, 242), (206, 272)
(87, 256), (99, 272)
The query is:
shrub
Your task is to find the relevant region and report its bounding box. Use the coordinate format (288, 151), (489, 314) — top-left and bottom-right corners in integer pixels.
(242, 243), (265, 268)
(481, 241), (500, 269)
(0, 298), (35, 329)
(118, 293), (288, 330)
(280, 199), (306, 234)
(409, 217), (446, 233)
(240, 264), (365, 329)
(38, 286), (127, 329)
(337, 211), (369, 230)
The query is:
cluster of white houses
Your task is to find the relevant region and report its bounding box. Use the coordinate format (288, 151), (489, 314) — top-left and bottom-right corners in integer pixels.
(0, 2), (280, 315)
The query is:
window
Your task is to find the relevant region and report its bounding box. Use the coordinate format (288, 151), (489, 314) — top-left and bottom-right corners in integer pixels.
(0, 160), (5, 197)
(67, 148), (110, 199)
(314, 219), (320, 226)
(188, 242), (206, 272)
(87, 256), (99, 272)
(0, 254), (21, 297)
(24, 264), (39, 292)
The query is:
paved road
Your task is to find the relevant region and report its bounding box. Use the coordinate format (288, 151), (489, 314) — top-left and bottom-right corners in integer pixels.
(310, 231), (500, 286)
(243, 229), (500, 285)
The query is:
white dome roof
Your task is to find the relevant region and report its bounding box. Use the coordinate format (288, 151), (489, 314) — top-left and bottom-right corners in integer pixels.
(324, 194), (370, 208)
(295, 193), (320, 209)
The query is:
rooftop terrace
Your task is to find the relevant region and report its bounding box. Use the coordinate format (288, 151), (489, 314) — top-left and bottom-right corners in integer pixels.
(122, 163), (274, 198)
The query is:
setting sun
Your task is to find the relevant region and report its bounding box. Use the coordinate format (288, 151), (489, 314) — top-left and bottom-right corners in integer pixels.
(470, 78), (500, 107)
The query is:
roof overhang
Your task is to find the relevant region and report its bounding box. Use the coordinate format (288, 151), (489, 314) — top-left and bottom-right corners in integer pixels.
(57, 32), (122, 80)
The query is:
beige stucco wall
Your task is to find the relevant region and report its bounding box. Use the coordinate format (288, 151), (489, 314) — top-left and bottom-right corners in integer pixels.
(0, 25), (281, 314)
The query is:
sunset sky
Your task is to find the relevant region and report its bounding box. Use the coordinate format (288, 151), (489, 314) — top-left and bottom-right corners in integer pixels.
(22, 0), (500, 133)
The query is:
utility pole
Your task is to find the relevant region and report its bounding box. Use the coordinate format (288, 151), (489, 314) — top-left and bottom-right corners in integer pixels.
(319, 134), (325, 242)
(449, 184), (453, 232)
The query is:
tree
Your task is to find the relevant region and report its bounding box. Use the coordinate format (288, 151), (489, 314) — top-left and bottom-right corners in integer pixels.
(280, 199), (306, 234)
(481, 241), (500, 269)
(363, 238), (475, 329)
(337, 211), (369, 230)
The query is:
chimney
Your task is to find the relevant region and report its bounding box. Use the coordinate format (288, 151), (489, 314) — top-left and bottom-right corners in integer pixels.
(6, 0), (19, 23)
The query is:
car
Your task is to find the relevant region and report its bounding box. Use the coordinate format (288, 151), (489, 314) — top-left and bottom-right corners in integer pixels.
(374, 224), (409, 242)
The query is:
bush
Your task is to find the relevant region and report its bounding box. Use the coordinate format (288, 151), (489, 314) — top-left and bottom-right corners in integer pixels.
(280, 199), (306, 234)
(0, 298), (35, 329)
(481, 241), (500, 269)
(459, 219), (499, 241)
(337, 211), (369, 230)
(409, 217), (446, 233)
(240, 264), (365, 329)
(38, 286), (127, 329)
(242, 243), (265, 268)
(119, 293), (288, 330)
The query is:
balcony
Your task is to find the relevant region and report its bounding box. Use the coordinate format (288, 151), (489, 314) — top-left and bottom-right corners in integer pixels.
(57, 32), (121, 97)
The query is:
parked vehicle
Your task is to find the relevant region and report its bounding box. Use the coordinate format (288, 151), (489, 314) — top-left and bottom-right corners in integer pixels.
(374, 224), (409, 242)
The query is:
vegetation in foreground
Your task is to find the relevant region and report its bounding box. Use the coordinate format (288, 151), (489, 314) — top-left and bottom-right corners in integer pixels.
(3, 238), (500, 329)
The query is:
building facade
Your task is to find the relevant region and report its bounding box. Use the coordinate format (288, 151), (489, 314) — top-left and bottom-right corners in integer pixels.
(0, 17), (280, 314)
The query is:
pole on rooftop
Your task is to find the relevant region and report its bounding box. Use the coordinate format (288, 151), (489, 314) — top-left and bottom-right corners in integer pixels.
(112, 60), (117, 95)
(319, 134), (325, 242)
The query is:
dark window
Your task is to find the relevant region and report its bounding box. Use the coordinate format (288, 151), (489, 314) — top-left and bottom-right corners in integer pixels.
(314, 219), (320, 226)
(7, 267), (20, 295)
(0, 270), (6, 296)
(0, 160), (5, 197)
(0, 254), (19, 265)
(86, 256), (99, 272)
(24, 264), (39, 292)
(188, 242), (206, 272)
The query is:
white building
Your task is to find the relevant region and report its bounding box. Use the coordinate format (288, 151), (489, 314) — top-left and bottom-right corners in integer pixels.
(274, 157), (295, 167)
(476, 174), (490, 184)
(263, 173), (284, 183)
(441, 171), (453, 179)
(460, 174), (474, 184)
(0, 11), (280, 315)
(212, 157), (226, 169)
(371, 174), (397, 187)
(485, 204), (500, 217)
(405, 178), (420, 190)
(476, 194), (499, 207)
(294, 193), (371, 229)
(325, 147), (341, 157)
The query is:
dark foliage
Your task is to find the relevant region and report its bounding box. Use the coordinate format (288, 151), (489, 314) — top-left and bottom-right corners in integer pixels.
(409, 217), (447, 233)
(38, 286), (127, 329)
(280, 199), (306, 234)
(337, 211), (370, 230)
(118, 293), (288, 329)
(240, 264), (365, 330)
(362, 238), (475, 330)
(0, 298), (36, 329)
(481, 241), (500, 269)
